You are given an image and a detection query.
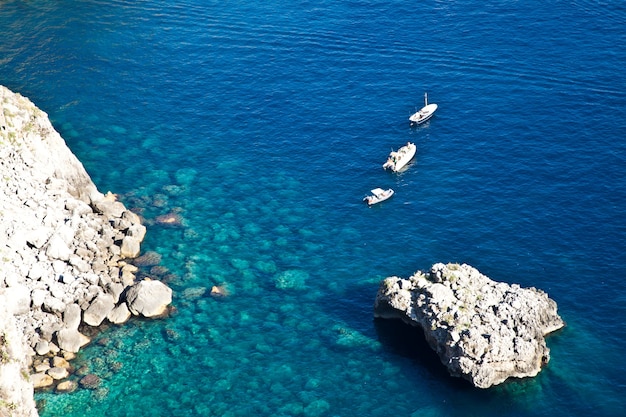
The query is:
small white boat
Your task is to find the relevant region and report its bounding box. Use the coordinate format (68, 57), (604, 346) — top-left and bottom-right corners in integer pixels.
(409, 92), (438, 125)
(383, 142), (416, 172)
(363, 187), (394, 206)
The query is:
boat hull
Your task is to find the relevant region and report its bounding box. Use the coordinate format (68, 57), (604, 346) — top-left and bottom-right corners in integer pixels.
(409, 103), (438, 125)
(383, 142), (416, 172)
(363, 188), (394, 205)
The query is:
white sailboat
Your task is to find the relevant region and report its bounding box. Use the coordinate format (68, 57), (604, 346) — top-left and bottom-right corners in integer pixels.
(409, 92), (438, 125)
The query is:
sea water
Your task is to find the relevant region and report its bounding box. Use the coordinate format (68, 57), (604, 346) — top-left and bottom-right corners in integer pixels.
(1, 0), (625, 416)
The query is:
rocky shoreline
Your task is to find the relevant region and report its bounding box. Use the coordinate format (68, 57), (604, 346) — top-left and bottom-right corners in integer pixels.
(374, 263), (564, 388)
(1, 85), (172, 416)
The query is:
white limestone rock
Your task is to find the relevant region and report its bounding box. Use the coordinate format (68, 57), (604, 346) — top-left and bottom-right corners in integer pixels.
(46, 366), (69, 380)
(45, 234), (72, 261)
(107, 303), (131, 324)
(120, 235), (141, 259)
(62, 303), (82, 331)
(2, 285), (31, 316)
(0, 85), (172, 410)
(55, 328), (90, 353)
(83, 293), (115, 326)
(30, 373), (54, 390)
(125, 279), (173, 317)
(0, 299), (39, 417)
(374, 263), (565, 389)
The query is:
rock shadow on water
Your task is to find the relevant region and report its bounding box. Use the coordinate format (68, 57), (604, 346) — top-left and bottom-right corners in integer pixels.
(373, 319), (456, 385)
(374, 319), (551, 414)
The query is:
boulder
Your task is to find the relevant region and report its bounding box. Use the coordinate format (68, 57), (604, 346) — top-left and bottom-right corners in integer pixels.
(1, 285), (31, 315)
(31, 373), (54, 389)
(47, 366), (69, 380)
(55, 328), (90, 353)
(30, 288), (48, 308)
(26, 227), (52, 249)
(27, 263), (48, 281)
(120, 235), (141, 258)
(107, 303), (131, 324)
(125, 279), (172, 317)
(126, 222), (147, 242)
(91, 192), (126, 218)
(83, 293), (115, 326)
(42, 295), (67, 314)
(45, 234), (72, 261)
(79, 374), (101, 390)
(106, 282), (125, 303)
(63, 303), (82, 330)
(56, 380), (78, 393)
(51, 356), (71, 370)
(34, 340), (50, 356)
(374, 263), (565, 388)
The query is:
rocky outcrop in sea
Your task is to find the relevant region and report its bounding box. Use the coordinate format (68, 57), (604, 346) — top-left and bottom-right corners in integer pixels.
(374, 263), (564, 388)
(0, 85), (172, 415)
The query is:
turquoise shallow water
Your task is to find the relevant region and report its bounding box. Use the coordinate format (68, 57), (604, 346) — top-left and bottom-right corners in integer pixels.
(2, 0), (626, 416)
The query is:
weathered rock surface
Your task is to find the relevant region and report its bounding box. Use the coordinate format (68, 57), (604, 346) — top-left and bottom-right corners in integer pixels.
(0, 300), (38, 417)
(0, 85), (173, 414)
(125, 279), (173, 317)
(55, 329), (91, 354)
(374, 263), (564, 388)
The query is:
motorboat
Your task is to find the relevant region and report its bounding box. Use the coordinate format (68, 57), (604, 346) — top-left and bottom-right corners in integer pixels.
(363, 188), (394, 205)
(409, 92), (438, 125)
(383, 142), (416, 172)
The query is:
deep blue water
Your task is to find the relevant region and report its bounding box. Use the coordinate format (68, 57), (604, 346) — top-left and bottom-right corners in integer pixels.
(2, 0), (626, 416)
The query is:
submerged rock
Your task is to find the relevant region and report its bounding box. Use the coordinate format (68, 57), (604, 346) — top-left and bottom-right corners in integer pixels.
(155, 211), (184, 227)
(374, 263), (565, 388)
(210, 285), (230, 298)
(78, 374), (101, 390)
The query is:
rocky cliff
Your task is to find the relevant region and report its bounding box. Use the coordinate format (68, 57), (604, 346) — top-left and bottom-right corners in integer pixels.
(0, 85), (172, 415)
(374, 263), (564, 388)
(0, 302), (38, 417)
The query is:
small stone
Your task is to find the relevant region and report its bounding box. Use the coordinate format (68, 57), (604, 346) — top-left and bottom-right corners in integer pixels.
(210, 285), (229, 298)
(48, 341), (61, 354)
